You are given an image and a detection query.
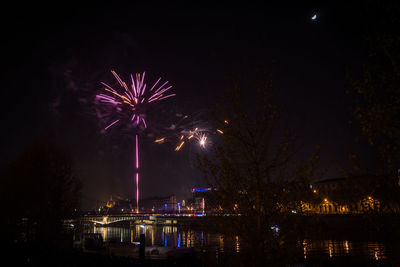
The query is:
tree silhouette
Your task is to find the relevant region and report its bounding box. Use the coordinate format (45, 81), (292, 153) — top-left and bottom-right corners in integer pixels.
(2, 135), (81, 247)
(198, 72), (319, 265)
(348, 4), (400, 214)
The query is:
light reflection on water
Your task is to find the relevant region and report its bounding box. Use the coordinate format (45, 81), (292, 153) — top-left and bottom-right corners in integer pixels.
(87, 226), (389, 260)
(90, 225), (198, 248)
(301, 239), (388, 260)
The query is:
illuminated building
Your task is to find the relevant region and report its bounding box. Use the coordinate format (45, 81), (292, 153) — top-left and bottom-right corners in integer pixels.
(191, 187), (214, 213)
(302, 176), (400, 214)
(97, 195), (134, 214)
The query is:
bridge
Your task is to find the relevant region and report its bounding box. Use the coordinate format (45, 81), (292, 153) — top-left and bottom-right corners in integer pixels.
(82, 214), (203, 226)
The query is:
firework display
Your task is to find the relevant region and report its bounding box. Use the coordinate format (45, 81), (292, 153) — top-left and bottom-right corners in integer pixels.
(158, 117), (224, 151)
(96, 70), (175, 213)
(96, 70), (175, 131)
(96, 70), (225, 213)
(151, 111), (213, 151)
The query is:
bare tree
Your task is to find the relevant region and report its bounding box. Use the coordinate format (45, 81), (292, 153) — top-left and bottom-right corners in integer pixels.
(348, 5), (400, 214)
(198, 73), (319, 264)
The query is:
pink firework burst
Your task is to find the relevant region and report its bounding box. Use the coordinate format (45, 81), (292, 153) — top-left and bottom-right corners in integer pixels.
(96, 70), (175, 131)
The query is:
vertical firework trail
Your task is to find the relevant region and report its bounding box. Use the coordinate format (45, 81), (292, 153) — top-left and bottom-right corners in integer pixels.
(135, 134), (139, 212)
(96, 70), (175, 213)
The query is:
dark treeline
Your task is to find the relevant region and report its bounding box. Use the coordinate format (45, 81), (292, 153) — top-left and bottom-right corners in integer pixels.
(1, 135), (81, 253)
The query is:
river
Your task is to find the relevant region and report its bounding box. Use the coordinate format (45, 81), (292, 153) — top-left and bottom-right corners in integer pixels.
(83, 224), (396, 263)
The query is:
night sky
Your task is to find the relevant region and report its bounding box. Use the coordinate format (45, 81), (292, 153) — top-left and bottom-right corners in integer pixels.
(1, 2), (374, 209)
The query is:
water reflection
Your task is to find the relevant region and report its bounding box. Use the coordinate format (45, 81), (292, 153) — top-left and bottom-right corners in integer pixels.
(301, 239), (387, 260)
(90, 225), (208, 249)
(235, 235), (240, 253)
(303, 240), (307, 259)
(218, 235), (224, 253)
(87, 225), (389, 261)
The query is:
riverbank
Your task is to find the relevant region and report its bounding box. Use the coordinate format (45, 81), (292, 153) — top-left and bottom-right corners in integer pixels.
(5, 241), (398, 267)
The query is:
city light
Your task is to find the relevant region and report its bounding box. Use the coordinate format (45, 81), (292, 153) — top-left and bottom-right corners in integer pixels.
(192, 188), (211, 192)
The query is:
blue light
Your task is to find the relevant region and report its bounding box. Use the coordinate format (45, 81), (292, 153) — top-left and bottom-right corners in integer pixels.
(177, 233), (181, 248)
(164, 234), (167, 247)
(193, 188), (211, 192)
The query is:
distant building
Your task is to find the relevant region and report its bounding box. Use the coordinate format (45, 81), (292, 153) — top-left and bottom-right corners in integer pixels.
(190, 187), (217, 213)
(140, 195), (177, 213)
(301, 176), (400, 214)
(98, 195), (134, 214)
(97, 195), (178, 214)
